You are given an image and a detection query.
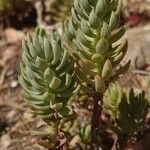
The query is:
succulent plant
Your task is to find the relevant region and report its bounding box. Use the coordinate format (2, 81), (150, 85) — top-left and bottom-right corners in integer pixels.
(80, 124), (91, 144)
(19, 0), (149, 149)
(118, 89), (148, 136)
(0, 0), (12, 12)
(45, 0), (73, 22)
(63, 0), (130, 92)
(103, 83), (123, 119)
(104, 84), (149, 136)
(19, 27), (78, 122)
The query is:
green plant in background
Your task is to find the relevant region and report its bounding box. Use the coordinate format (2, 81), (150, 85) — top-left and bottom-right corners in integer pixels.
(0, 0), (25, 12)
(45, 0), (73, 22)
(104, 84), (148, 136)
(19, 0), (150, 149)
(103, 83), (123, 120)
(80, 124), (91, 144)
(117, 89), (148, 136)
(0, 0), (12, 12)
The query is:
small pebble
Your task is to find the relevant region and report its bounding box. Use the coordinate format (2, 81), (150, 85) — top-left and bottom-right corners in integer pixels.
(6, 110), (18, 124)
(10, 80), (19, 88)
(0, 134), (11, 148)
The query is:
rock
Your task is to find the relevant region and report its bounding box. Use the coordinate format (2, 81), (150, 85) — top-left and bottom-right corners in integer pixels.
(10, 80), (19, 88)
(4, 28), (25, 44)
(6, 110), (18, 124)
(23, 111), (34, 120)
(0, 134), (11, 149)
(69, 135), (81, 149)
(124, 0), (150, 17)
(124, 24), (150, 68)
(0, 45), (19, 66)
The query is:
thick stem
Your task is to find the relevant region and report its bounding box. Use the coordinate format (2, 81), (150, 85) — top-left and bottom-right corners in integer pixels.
(117, 134), (128, 150)
(91, 91), (103, 149)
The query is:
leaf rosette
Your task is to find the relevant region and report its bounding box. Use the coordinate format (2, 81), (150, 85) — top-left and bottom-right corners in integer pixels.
(64, 0), (130, 92)
(19, 27), (78, 121)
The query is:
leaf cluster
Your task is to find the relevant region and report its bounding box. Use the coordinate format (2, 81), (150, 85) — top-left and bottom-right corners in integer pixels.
(104, 84), (149, 136)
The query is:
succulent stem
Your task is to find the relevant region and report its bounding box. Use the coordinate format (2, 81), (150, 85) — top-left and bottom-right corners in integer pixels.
(117, 134), (128, 150)
(91, 91), (103, 149)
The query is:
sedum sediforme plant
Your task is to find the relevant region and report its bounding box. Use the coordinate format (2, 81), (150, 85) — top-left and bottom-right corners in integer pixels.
(63, 0), (130, 92)
(19, 27), (78, 119)
(19, 0), (149, 149)
(103, 84), (149, 148)
(103, 83), (123, 120)
(104, 84), (149, 136)
(19, 27), (78, 148)
(63, 0), (130, 148)
(117, 89), (148, 136)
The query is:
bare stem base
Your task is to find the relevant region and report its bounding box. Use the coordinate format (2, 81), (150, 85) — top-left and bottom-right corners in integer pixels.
(91, 91), (103, 149)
